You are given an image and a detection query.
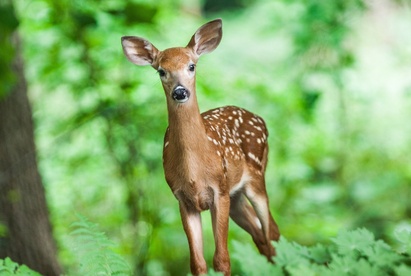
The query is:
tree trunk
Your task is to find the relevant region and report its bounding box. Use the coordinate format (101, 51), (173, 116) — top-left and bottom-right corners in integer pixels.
(0, 6), (62, 275)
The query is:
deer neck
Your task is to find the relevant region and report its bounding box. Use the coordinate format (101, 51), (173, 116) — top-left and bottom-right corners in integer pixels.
(166, 94), (209, 154)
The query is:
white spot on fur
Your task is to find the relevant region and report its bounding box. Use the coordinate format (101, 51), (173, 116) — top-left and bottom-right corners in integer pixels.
(234, 119), (240, 128)
(248, 152), (262, 165)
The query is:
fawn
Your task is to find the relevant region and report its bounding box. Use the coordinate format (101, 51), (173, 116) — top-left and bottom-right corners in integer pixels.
(121, 19), (280, 276)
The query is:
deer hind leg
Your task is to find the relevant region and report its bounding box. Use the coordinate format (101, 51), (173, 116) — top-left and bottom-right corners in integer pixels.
(229, 193), (269, 256)
(268, 210), (280, 242)
(243, 181), (279, 261)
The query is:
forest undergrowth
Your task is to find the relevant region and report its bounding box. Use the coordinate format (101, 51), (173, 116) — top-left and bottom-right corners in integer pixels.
(1, 215), (410, 275)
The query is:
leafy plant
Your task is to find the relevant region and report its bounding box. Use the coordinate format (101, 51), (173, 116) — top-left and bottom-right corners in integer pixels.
(395, 229), (411, 256)
(0, 258), (41, 275)
(1, 215), (131, 276)
(68, 215), (131, 276)
(2, 226), (410, 275)
(232, 228), (411, 276)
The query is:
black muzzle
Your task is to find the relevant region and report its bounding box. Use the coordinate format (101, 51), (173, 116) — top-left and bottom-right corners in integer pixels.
(172, 86), (190, 103)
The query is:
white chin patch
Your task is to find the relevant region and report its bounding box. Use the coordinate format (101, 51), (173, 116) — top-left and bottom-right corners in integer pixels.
(176, 98), (189, 103)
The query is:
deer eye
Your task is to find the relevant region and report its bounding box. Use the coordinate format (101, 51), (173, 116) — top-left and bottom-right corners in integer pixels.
(188, 64), (195, 72)
(158, 68), (166, 77)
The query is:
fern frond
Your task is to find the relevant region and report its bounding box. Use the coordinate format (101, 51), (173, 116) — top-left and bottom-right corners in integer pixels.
(68, 214), (131, 276)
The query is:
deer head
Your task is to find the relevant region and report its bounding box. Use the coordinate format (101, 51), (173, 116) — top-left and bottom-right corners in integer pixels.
(121, 19), (222, 105)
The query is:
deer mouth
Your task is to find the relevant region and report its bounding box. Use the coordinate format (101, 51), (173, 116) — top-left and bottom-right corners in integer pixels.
(172, 85), (190, 103)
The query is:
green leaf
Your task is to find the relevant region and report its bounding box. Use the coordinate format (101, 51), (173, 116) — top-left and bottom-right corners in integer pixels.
(354, 259), (382, 276)
(286, 263), (321, 276)
(206, 268), (224, 276)
(0, 257), (41, 275)
(273, 236), (311, 267)
(395, 229), (411, 255)
(395, 264), (411, 276)
(232, 241), (282, 276)
(331, 228), (375, 257)
(361, 240), (402, 268)
(309, 244), (332, 264)
(328, 254), (356, 275)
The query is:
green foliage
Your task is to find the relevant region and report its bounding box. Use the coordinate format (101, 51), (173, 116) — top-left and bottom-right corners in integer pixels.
(68, 215), (131, 276)
(232, 228), (411, 276)
(396, 229), (411, 256)
(0, 0), (19, 98)
(232, 241), (283, 275)
(1, 215), (131, 276)
(2, 227), (410, 275)
(0, 258), (41, 275)
(206, 269), (224, 276)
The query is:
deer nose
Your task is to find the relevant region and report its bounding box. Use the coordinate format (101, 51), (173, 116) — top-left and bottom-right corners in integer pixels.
(172, 86), (190, 103)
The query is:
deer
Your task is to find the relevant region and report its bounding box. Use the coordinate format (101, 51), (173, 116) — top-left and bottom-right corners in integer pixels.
(121, 19), (280, 276)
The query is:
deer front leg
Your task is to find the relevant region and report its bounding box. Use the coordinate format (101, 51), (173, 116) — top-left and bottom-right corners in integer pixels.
(179, 202), (207, 275)
(210, 192), (231, 276)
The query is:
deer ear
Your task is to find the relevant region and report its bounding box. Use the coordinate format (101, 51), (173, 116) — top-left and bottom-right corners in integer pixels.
(187, 19), (222, 57)
(121, 36), (159, 66)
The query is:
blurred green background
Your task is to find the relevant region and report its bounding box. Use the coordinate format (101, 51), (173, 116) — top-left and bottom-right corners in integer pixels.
(6, 0), (411, 274)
